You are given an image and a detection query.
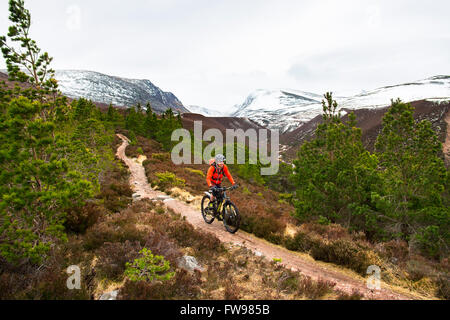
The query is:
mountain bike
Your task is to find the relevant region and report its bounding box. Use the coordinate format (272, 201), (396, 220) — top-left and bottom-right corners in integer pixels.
(201, 185), (240, 234)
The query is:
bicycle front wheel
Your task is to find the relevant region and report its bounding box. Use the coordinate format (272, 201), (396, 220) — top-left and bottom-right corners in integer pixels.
(223, 202), (240, 234)
(201, 195), (215, 224)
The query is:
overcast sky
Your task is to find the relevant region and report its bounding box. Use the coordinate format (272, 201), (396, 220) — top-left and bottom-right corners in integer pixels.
(1, 0), (449, 110)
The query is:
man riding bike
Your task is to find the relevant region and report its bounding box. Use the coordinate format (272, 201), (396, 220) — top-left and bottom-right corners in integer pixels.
(206, 154), (236, 203)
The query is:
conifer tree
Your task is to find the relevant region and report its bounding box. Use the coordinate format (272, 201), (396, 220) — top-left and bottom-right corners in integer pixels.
(373, 99), (449, 257)
(0, 0), (57, 94)
(0, 1), (97, 265)
(292, 93), (380, 228)
(0, 97), (93, 264)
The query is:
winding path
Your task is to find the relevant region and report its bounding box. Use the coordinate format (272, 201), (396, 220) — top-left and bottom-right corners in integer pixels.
(116, 133), (422, 300)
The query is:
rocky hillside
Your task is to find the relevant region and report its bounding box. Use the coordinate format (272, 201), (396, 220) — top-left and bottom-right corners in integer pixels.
(53, 70), (188, 113)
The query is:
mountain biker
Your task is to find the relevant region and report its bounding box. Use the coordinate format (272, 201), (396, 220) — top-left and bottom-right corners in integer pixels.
(206, 154), (236, 203)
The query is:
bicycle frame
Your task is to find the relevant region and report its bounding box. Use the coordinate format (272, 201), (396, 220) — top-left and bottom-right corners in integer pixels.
(204, 187), (232, 215)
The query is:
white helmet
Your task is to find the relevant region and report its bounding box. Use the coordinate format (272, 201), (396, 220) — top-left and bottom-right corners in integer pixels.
(215, 154), (226, 164)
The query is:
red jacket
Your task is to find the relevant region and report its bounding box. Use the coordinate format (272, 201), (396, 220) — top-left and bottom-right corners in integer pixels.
(206, 163), (235, 187)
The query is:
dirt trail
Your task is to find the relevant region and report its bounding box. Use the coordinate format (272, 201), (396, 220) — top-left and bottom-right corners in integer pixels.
(115, 133), (421, 300)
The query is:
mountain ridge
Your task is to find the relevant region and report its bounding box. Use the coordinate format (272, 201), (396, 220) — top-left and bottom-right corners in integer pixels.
(1, 69), (189, 114)
(232, 75), (450, 133)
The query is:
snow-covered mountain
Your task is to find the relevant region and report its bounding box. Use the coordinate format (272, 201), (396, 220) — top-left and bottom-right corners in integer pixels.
(232, 76), (450, 133)
(186, 104), (239, 117)
(54, 70), (188, 113)
(186, 105), (229, 117)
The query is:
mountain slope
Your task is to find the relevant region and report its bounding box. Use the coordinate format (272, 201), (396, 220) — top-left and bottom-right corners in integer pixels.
(185, 105), (229, 117)
(280, 100), (450, 162)
(234, 76), (450, 133)
(54, 70), (188, 113)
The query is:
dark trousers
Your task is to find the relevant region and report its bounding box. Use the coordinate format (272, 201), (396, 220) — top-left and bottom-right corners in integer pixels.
(210, 184), (222, 200)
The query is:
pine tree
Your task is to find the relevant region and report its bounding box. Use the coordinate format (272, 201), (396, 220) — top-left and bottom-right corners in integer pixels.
(0, 1), (98, 265)
(0, 0), (57, 94)
(373, 99), (449, 257)
(292, 93), (380, 228)
(0, 97), (94, 264)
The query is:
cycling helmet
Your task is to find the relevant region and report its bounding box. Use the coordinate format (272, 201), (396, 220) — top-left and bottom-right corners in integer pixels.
(215, 154), (226, 164)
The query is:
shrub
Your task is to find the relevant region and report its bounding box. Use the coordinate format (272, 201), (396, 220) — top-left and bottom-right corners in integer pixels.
(154, 171), (185, 191)
(240, 212), (285, 244)
(283, 230), (380, 275)
(279, 193), (293, 204)
(124, 248), (175, 282)
(283, 231), (320, 252)
(336, 289), (364, 300)
(301, 222), (350, 241)
(242, 186), (251, 195)
(118, 269), (201, 300)
(435, 273), (450, 300)
(224, 280), (241, 300)
(0, 250), (91, 300)
(142, 231), (183, 266)
(83, 217), (146, 250)
(310, 239), (379, 275)
(64, 202), (105, 234)
(98, 164), (132, 212)
(167, 219), (223, 258)
(277, 271), (299, 293)
(185, 168), (204, 177)
(298, 276), (335, 299)
(381, 240), (409, 263)
(96, 241), (142, 280)
(152, 153), (170, 161)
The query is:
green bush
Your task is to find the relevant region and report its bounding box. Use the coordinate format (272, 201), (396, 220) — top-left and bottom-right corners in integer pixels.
(125, 248), (175, 282)
(279, 193), (293, 204)
(152, 153), (170, 161)
(185, 168), (204, 177)
(242, 186), (251, 195)
(155, 171), (185, 190)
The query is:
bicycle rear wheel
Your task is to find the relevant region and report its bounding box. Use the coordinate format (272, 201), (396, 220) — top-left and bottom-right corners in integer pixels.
(223, 202), (240, 233)
(201, 195), (215, 224)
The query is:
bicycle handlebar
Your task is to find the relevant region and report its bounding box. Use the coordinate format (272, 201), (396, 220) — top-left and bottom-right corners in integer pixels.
(210, 185), (239, 192)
